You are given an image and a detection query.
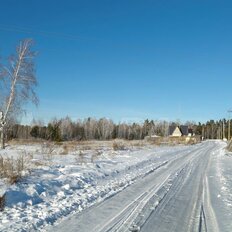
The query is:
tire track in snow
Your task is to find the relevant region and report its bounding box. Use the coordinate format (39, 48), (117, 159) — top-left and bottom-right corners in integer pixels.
(96, 143), (212, 232)
(140, 141), (219, 232)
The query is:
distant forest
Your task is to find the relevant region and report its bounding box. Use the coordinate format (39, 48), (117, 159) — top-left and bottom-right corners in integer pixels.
(5, 117), (232, 142)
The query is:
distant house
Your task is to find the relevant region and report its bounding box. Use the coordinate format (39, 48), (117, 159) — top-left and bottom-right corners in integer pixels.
(169, 125), (193, 137)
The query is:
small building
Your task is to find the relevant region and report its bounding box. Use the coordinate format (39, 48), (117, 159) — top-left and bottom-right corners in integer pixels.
(169, 125), (193, 137)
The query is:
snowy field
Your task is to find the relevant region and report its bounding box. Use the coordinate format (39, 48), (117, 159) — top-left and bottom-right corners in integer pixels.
(0, 140), (231, 231)
(0, 141), (189, 231)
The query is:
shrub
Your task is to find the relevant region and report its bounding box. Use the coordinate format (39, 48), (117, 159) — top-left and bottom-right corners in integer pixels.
(41, 142), (55, 159)
(61, 144), (68, 155)
(0, 154), (31, 184)
(112, 141), (125, 151)
(91, 150), (102, 163)
(75, 150), (85, 164)
(0, 194), (6, 211)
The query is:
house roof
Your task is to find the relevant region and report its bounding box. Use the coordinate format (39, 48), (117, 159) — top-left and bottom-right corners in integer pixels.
(179, 125), (189, 136)
(168, 125), (190, 136)
(169, 126), (177, 135)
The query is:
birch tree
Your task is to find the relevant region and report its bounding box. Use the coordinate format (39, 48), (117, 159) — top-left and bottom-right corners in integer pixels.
(60, 116), (73, 140)
(0, 39), (38, 149)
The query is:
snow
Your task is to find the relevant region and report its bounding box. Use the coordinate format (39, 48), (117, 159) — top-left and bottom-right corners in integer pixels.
(0, 141), (231, 231)
(214, 143), (232, 208)
(0, 142), (191, 232)
(207, 141), (232, 231)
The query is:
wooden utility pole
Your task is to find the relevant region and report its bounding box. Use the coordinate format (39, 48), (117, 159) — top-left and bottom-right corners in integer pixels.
(221, 121), (224, 139)
(228, 119), (231, 141)
(228, 110), (232, 141)
(202, 126), (204, 140)
(223, 120), (226, 140)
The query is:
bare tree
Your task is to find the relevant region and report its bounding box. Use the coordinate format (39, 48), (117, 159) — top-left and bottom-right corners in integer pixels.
(60, 116), (73, 140)
(0, 39), (38, 149)
(97, 118), (114, 140)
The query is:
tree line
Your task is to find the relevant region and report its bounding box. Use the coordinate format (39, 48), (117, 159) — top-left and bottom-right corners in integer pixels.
(5, 118), (232, 142)
(7, 117), (167, 141)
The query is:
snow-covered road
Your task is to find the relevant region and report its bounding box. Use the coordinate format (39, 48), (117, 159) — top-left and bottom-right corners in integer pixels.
(46, 141), (231, 232)
(0, 140), (231, 231)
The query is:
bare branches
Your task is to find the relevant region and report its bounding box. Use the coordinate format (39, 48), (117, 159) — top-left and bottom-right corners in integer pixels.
(2, 39), (38, 120)
(0, 39), (38, 149)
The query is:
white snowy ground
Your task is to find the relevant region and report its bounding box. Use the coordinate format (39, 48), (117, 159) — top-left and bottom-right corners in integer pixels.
(0, 141), (231, 231)
(208, 142), (232, 231)
(0, 142), (191, 232)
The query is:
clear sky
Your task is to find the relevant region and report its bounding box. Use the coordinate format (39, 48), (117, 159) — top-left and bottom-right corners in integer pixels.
(1, 0), (232, 124)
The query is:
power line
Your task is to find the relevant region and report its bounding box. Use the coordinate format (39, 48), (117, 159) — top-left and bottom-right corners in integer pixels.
(0, 24), (93, 41)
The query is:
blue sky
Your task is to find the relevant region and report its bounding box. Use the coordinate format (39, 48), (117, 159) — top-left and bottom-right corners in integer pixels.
(1, 0), (232, 124)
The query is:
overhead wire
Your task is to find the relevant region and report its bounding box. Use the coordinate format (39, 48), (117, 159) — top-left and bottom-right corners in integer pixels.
(0, 24), (93, 41)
